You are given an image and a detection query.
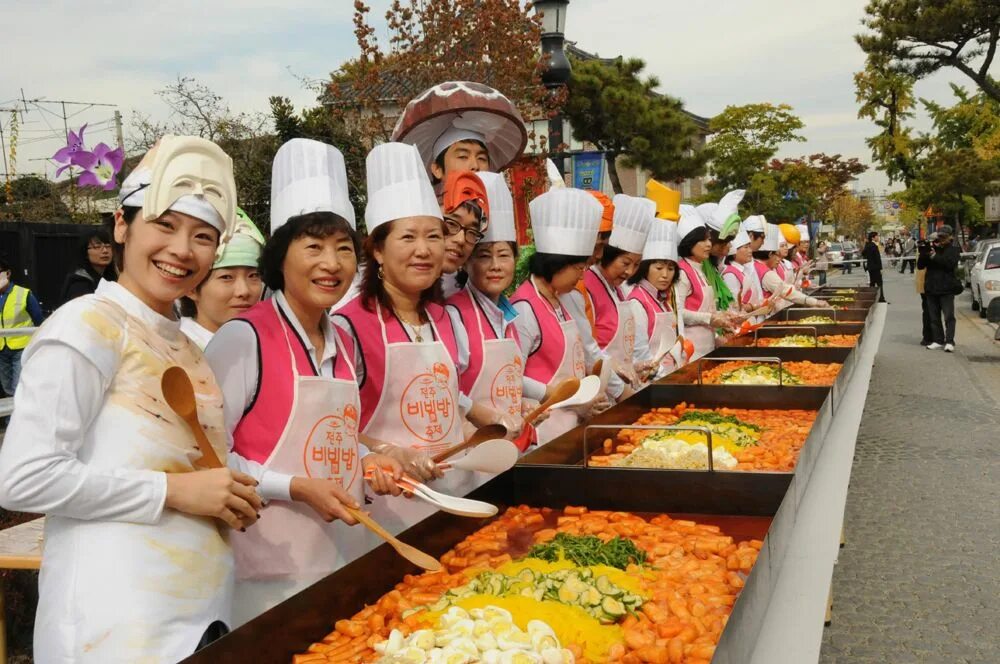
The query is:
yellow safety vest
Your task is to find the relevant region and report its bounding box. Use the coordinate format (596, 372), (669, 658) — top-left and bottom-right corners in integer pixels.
(0, 285), (34, 351)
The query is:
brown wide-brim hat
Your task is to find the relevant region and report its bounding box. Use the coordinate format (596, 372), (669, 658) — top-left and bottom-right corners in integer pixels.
(391, 81), (528, 173)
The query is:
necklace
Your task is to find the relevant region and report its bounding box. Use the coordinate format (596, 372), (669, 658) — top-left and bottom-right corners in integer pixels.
(395, 310), (425, 342)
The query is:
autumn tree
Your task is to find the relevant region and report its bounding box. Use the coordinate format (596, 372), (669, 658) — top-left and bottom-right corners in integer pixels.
(562, 57), (707, 194)
(828, 193), (875, 239)
(328, 0), (554, 147)
(856, 0), (1000, 102)
(708, 103), (806, 190)
(854, 57), (922, 184)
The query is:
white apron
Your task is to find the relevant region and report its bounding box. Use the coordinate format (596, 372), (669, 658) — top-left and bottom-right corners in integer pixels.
(534, 302), (587, 445)
(650, 307), (679, 375)
(468, 294), (523, 420)
(363, 303), (470, 535)
(231, 302), (373, 626)
(683, 259), (717, 359)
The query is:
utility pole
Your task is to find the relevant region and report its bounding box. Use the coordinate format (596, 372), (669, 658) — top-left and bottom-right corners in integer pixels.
(114, 110), (125, 151)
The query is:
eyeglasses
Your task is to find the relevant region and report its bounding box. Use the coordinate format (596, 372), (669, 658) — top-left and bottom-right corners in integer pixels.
(88, 243), (112, 251)
(444, 218), (485, 244)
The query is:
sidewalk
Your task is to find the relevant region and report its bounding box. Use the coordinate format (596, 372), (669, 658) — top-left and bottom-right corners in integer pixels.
(819, 268), (1000, 663)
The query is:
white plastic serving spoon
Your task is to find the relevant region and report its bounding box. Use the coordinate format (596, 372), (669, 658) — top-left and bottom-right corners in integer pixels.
(440, 438), (519, 474)
(549, 374), (602, 410)
(397, 477), (499, 519)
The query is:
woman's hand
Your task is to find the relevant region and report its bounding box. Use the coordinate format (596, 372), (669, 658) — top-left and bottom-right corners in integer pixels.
(165, 468), (262, 531)
(521, 399), (549, 426)
(362, 454), (403, 496)
(365, 440), (444, 482)
(289, 477), (360, 524)
(710, 311), (741, 330)
(614, 361), (640, 387)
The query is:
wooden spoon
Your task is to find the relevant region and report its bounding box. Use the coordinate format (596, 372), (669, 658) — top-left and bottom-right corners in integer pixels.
(161, 366), (223, 469)
(590, 359), (603, 377)
(343, 506), (442, 572)
(523, 376), (580, 426)
(432, 424), (508, 463)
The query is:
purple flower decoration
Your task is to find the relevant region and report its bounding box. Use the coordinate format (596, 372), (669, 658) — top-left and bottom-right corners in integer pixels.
(52, 124), (94, 176)
(76, 143), (124, 191)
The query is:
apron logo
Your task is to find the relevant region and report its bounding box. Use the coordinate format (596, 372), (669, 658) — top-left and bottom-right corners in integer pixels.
(572, 339), (586, 377)
(303, 411), (360, 488)
(490, 362), (524, 416)
(400, 364), (456, 443)
(623, 315), (636, 357)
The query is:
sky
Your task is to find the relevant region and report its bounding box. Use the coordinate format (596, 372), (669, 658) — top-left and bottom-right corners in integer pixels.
(0, 0), (982, 193)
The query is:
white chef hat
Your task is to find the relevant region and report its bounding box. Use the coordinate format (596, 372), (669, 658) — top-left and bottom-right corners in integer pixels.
(545, 158), (566, 189)
(796, 223), (810, 242)
(642, 219), (679, 263)
(742, 215), (767, 233)
(609, 194), (654, 253)
(365, 142), (442, 233)
(712, 190), (745, 237)
(727, 227), (752, 255)
(270, 138), (356, 234)
(677, 205), (708, 242)
(761, 223), (781, 252)
(529, 188), (602, 256)
(476, 171), (516, 243)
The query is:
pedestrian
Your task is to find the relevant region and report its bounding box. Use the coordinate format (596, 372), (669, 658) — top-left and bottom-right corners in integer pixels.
(59, 228), (118, 305)
(916, 233), (935, 346)
(815, 240), (830, 286)
(862, 231), (888, 303)
(0, 257), (44, 399)
(900, 234), (916, 274)
(920, 225), (962, 351)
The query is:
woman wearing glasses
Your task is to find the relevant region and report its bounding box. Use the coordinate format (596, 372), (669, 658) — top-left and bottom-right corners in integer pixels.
(439, 171), (487, 298)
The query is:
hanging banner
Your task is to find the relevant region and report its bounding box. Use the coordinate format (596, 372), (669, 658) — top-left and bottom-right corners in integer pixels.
(509, 158), (545, 247)
(572, 152), (605, 191)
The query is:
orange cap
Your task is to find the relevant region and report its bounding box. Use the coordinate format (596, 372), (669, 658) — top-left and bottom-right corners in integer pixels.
(779, 223), (800, 245)
(442, 171), (490, 220)
(587, 190), (615, 232)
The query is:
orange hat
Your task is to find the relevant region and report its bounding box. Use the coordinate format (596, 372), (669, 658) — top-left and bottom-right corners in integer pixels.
(778, 223), (800, 245)
(587, 190), (615, 232)
(442, 171), (490, 220)
(645, 179), (681, 221)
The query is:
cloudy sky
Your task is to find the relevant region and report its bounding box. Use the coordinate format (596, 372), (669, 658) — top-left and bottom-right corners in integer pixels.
(0, 0), (979, 192)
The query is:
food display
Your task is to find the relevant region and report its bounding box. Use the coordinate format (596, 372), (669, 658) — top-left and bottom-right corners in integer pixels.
(590, 403), (817, 472)
(775, 315), (835, 325)
(756, 334), (858, 348)
(294, 506), (762, 663)
(700, 361), (842, 386)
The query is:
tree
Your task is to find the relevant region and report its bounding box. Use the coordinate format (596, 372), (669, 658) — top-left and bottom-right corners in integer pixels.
(740, 153), (866, 223)
(921, 84), (1000, 160)
(856, 0), (1000, 102)
(905, 147), (1000, 236)
(562, 57), (707, 194)
(828, 192), (876, 239)
(854, 57), (922, 184)
(0, 175), (73, 222)
(708, 103), (805, 190)
(329, 0), (555, 146)
(129, 77), (277, 227)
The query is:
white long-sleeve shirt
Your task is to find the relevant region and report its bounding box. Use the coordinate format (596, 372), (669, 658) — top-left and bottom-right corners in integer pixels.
(559, 288), (626, 399)
(762, 270), (821, 307)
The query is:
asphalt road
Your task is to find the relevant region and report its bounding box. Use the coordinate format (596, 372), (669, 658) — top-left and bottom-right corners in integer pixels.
(819, 266), (1000, 664)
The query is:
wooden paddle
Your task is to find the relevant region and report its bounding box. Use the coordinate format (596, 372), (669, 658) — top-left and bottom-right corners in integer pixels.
(431, 424), (508, 463)
(343, 506), (442, 572)
(522, 376), (580, 426)
(590, 359), (603, 377)
(161, 366), (224, 469)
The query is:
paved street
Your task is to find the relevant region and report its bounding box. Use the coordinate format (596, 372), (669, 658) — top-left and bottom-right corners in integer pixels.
(819, 266), (1000, 664)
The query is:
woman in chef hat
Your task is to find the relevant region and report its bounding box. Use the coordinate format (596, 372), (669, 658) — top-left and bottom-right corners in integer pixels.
(674, 206), (743, 358)
(205, 138), (411, 626)
(696, 190), (745, 315)
(564, 190), (614, 337)
(794, 222), (814, 287)
(755, 224), (828, 310)
(179, 208), (265, 349)
(580, 194), (653, 392)
(628, 217), (686, 380)
(445, 171), (549, 451)
(0, 136), (264, 663)
(334, 142), (481, 534)
(722, 227), (761, 314)
(511, 188), (603, 443)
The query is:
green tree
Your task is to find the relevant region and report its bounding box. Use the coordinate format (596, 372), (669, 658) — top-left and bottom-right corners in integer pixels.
(0, 175), (73, 222)
(905, 147), (1000, 235)
(562, 57), (707, 194)
(921, 84), (1000, 159)
(708, 103), (805, 190)
(856, 0), (1000, 102)
(828, 192), (876, 239)
(854, 57), (922, 184)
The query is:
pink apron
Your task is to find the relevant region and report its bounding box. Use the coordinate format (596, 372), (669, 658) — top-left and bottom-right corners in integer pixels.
(363, 302), (469, 534)
(677, 258), (717, 359)
(231, 300), (373, 624)
(585, 267), (637, 370)
(628, 282), (680, 375)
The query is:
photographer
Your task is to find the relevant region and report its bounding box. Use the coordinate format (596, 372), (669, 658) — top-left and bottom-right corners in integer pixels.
(918, 226), (962, 351)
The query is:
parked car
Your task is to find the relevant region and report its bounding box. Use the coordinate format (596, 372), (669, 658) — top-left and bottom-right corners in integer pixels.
(965, 238), (998, 287)
(841, 241), (858, 269)
(826, 243), (845, 267)
(970, 244), (1000, 316)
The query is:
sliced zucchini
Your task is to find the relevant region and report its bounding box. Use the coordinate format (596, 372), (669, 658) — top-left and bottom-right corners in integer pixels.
(595, 576), (622, 596)
(601, 596), (626, 618)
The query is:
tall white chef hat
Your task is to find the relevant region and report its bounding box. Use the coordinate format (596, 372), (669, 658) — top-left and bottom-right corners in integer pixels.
(609, 194), (655, 253)
(270, 138), (356, 234)
(727, 227), (752, 256)
(761, 223), (781, 252)
(742, 215), (767, 234)
(677, 205), (708, 242)
(530, 188), (602, 256)
(365, 142), (443, 233)
(642, 219), (679, 263)
(476, 172), (516, 244)
(795, 223), (810, 242)
(710, 190), (745, 238)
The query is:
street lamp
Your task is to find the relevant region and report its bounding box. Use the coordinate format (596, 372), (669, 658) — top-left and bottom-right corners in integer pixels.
(535, 0), (571, 177)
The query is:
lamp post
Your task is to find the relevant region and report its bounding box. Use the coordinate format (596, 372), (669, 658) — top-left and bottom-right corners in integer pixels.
(535, 0), (571, 177)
